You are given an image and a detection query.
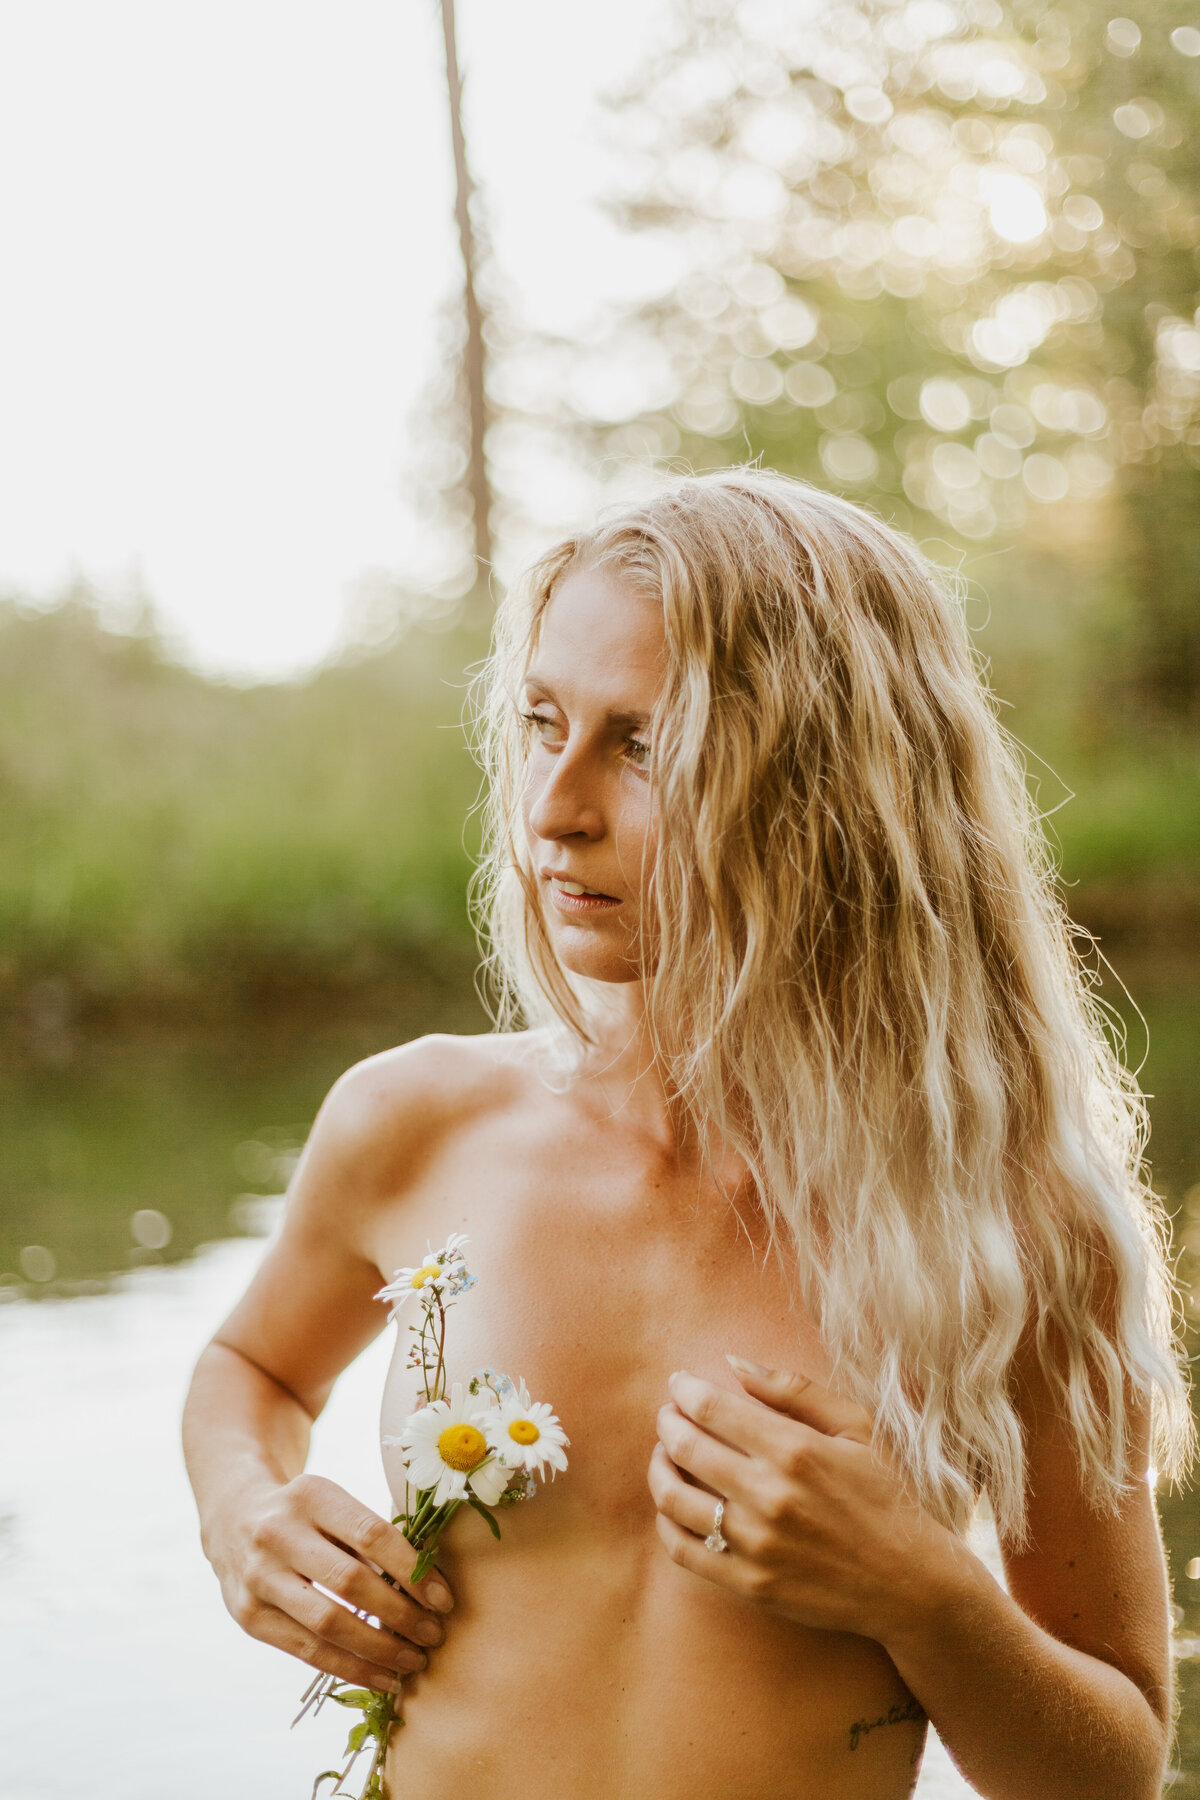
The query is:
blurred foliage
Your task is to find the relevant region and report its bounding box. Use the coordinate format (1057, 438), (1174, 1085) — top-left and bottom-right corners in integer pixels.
(549, 0), (1199, 727)
(3, 0), (1199, 1016)
(0, 591), (487, 1021)
(0, 580), (1194, 1028)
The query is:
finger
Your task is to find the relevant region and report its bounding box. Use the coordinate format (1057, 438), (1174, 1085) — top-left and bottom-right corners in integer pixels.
(654, 1506), (758, 1598)
(724, 1357), (872, 1442)
(291, 1530), (446, 1648)
(667, 1370), (812, 1463)
(655, 1401), (757, 1504)
(272, 1571), (431, 1674)
(649, 1441), (743, 1547)
(298, 1476), (454, 1612)
(243, 1596), (409, 1695)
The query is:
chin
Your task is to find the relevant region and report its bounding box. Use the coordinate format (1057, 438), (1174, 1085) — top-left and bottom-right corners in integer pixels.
(548, 925), (643, 986)
(555, 946), (642, 985)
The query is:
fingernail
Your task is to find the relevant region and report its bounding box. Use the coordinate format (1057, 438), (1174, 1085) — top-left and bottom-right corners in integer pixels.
(414, 1620), (443, 1647)
(425, 1582), (453, 1613)
(726, 1353), (770, 1378)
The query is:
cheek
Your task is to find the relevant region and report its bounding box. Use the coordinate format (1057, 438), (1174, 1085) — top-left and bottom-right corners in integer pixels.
(617, 796), (658, 895)
(614, 821), (659, 954)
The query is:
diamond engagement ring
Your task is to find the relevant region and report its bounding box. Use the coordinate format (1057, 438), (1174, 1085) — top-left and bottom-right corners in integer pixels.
(704, 1497), (729, 1554)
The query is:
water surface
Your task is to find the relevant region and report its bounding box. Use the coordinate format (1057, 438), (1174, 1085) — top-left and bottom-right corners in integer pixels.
(1, 954), (1196, 1798)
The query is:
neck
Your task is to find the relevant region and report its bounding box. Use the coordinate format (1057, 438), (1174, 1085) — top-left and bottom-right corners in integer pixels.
(574, 980), (695, 1155)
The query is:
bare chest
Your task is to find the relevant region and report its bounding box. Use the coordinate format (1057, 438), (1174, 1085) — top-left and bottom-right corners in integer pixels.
(370, 1097), (831, 1527)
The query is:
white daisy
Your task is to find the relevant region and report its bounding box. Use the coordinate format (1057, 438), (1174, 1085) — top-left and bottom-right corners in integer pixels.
(375, 1234), (473, 1313)
(485, 1382), (570, 1480)
(394, 1383), (511, 1506)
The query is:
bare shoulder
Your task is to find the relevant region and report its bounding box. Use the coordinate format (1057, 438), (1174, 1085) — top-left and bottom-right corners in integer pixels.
(307, 1028), (551, 1203)
(208, 1031), (551, 1413)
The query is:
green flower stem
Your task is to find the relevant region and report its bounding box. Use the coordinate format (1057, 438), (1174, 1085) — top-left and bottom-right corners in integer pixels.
(402, 1490), (438, 1541)
(305, 1277), (513, 1800)
(431, 1300), (447, 1404)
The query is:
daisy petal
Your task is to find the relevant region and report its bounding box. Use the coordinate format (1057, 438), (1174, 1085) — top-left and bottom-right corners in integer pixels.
(468, 1458), (511, 1506)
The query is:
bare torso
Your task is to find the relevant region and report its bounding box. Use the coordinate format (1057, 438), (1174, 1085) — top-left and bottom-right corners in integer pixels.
(366, 1033), (926, 1799)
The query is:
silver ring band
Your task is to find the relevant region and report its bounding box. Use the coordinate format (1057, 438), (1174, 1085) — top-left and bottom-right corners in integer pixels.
(704, 1497), (729, 1554)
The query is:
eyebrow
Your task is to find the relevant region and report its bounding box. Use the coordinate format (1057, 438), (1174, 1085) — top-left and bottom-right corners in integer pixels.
(523, 668), (651, 729)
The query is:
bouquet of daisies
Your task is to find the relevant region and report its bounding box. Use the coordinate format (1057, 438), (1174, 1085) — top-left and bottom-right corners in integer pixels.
(296, 1234), (568, 1800)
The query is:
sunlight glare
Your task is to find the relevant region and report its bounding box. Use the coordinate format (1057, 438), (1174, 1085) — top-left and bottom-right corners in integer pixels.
(981, 170), (1047, 244)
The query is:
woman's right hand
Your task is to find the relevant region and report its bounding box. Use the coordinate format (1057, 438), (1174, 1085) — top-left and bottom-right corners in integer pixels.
(212, 1472), (454, 1693)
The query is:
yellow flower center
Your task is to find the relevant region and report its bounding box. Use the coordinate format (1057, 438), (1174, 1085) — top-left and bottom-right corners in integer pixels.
(410, 1263), (441, 1290)
(508, 1418), (540, 1445)
(438, 1424), (487, 1471)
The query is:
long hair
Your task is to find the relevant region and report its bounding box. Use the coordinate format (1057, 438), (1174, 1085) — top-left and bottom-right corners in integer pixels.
(472, 467), (1192, 1540)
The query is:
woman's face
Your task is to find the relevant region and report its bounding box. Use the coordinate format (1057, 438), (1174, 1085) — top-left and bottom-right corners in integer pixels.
(520, 563), (665, 985)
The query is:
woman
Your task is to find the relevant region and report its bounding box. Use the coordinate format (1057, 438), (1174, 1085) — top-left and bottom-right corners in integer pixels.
(183, 469), (1192, 1800)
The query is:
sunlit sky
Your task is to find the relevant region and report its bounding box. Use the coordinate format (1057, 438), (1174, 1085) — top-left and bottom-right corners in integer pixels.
(0, 1), (668, 678)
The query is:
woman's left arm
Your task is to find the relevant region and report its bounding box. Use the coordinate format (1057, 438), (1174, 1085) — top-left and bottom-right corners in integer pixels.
(649, 1357), (1172, 1800)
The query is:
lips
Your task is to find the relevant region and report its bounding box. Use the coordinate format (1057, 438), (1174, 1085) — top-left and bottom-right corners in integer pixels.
(544, 872), (621, 905)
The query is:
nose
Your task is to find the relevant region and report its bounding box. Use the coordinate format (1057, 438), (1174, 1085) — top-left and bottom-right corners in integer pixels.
(525, 740), (605, 843)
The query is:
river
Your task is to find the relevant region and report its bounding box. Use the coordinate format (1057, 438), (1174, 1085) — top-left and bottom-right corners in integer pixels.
(1, 954), (1196, 1799)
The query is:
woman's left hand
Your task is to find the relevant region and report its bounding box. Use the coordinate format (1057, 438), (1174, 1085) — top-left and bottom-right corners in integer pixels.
(648, 1358), (955, 1644)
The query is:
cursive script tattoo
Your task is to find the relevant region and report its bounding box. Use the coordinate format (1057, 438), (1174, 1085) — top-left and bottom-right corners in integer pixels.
(847, 1696), (926, 1752)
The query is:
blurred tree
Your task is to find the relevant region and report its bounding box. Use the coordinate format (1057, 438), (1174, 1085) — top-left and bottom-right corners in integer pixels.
(440, 0), (494, 606)
(345, 0), (502, 640)
(563, 0), (1199, 723)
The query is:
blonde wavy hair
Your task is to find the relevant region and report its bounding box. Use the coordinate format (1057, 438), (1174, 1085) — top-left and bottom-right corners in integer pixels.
(473, 467), (1192, 1540)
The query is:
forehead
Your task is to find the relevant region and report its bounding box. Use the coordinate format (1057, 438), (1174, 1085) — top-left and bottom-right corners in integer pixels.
(525, 564), (665, 709)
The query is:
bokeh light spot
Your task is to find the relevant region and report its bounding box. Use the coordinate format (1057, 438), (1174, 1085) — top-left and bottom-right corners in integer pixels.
(731, 357), (784, 404)
(131, 1208), (172, 1251)
(818, 434), (879, 484)
(19, 1246), (56, 1284)
(1159, 322), (1200, 375)
(976, 58), (1025, 99)
(760, 295), (818, 349)
(981, 171), (1047, 244)
(931, 441), (981, 490)
(785, 362), (837, 408)
(990, 403), (1037, 448)
(1105, 17), (1141, 56)
(920, 378), (972, 433)
(844, 87), (893, 125)
(1113, 102), (1154, 140)
(1022, 453), (1070, 503)
(1062, 194), (1103, 232)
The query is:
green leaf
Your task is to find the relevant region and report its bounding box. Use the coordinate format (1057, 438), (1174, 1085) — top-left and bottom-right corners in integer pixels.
(466, 1493), (502, 1539)
(330, 1687), (378, 1709)
(345, 1720), (369, 1755)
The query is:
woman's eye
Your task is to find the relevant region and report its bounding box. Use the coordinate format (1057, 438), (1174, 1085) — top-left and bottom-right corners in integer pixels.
(520, 709), (648, 767)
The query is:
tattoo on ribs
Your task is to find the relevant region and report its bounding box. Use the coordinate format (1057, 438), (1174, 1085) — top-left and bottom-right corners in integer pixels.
(847, 1696), (926, 1753)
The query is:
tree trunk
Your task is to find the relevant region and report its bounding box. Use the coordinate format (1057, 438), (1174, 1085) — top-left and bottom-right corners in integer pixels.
(439, 0), (493, 601)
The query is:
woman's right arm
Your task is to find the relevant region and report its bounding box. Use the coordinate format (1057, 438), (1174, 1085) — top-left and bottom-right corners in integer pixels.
(181, 1046), (456, 1692)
